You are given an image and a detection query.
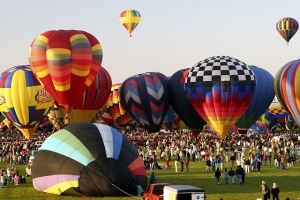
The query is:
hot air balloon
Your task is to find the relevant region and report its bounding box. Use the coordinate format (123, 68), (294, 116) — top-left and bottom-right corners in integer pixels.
(31, 122), (147, 197)
(61, 66), (112, 124)
(102, 83), (133, 127)
(0, 65), (54, 139)
(119, 72), (170, 133)
(169, 68), (206, 132)
(119, 9), (141, 37)
(161, 106), (176, 131)
(184, 56), (256, 139)
(235, 66), (275, 130)
(274, 59), (300, 126)
(29, 29), (102, 113)
(276, 17), (299, 44)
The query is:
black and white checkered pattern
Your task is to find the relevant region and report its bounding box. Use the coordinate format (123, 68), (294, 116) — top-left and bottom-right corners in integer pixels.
(185, 56), (255, 83)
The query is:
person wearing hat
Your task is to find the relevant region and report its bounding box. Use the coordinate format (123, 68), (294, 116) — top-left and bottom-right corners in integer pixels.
(271, 182), (280, 200)
(261, 180), (270, 200)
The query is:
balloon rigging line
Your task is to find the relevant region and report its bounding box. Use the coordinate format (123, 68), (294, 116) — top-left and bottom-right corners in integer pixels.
(111, 183), (143, 200)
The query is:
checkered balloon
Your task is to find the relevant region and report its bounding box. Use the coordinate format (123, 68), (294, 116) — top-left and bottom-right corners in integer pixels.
(184, 56), (256, 138)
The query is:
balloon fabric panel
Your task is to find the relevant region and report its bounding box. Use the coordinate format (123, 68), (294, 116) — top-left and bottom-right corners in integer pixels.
(29, 30), (102, 113)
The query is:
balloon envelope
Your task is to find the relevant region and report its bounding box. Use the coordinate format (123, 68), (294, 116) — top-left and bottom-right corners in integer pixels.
(32, 123), (147, 197)
(29, 29), (102, 113)
(276, 17), (299, 44)
(274, 59), (300, 125)
(235, 66), (275, 129)
(169, 68), (206, 130)
(119, 9), (141, 37)
(185, 56), (256, 139)
(119, 72), (170, 133)
(0, 65), (54, 138)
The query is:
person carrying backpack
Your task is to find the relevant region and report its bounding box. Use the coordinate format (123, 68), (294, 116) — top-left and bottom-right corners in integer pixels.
(261, 180), (270, 200)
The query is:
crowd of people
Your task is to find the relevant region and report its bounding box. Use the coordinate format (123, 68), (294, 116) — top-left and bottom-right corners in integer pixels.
(0, 126), (299, 198)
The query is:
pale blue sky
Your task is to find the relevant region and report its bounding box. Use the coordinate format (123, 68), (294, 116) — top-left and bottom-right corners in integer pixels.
(0, 0), (300, 84)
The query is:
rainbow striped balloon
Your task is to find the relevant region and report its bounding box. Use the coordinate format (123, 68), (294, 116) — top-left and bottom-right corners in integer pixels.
(29, 30), (102, 113)
(119, 9), (141, 37)
(274, 59), (300, 125)
(276, 17), (299, 44)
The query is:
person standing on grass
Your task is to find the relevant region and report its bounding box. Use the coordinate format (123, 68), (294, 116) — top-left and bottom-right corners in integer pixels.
(223, 168), (229, 184)
(149, 172), (157, 184)
(228, 167), (235, 184)
(215, 168), (221, 184)
(271, 183), (280, 200)
(261, 180), (270, 200)
(185, 159), (189, 172)
(175, 160), (178, 172)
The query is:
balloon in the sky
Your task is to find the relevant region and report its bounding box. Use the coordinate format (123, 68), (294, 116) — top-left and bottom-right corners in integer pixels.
(102, 83), (133, 127)
(185, 56), (256, 139)
(274, 59), (300, 125)
(119, 9), (141, 37)
(276, 17), (299, 44)
(0, 65), (54, 138)
(169, 68), (206, 130)
(47, 103), (64, 128)
(61, 66), (112, 124)
(31, 123), (147, 197)
(119, 72), (170, 133)
(235, 66), (275, 129)
(29, 29), (102, 113)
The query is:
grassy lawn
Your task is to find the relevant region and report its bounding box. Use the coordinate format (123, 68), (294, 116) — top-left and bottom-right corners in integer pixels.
(0, 159), (299, 200)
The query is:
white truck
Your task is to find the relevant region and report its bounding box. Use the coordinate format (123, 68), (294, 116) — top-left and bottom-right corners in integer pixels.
(163, 185), (206, 200)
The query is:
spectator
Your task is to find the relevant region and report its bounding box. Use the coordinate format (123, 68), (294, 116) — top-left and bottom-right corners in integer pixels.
(271, 182), (280, 200)
(228, 168), (235, 184)
(261, 180), (270, 200)
(149, 172), (157, 184)
(223, 168), (229, 184)
(215, 168), (221, 185)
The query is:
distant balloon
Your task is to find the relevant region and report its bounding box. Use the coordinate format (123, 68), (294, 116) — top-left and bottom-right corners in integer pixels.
(274, 59), (300, 126)
(0, 65), (54, 138)
(185, 56), (256, 139)
(169, 68), (206, 130)
(276, 17), (299, 44)
(119, 9), (141, 37)
(32, 123), (147, 197)
(119, 72), (170, 133)
(235, 66), (275, 129)
(29, 29), (102, 113)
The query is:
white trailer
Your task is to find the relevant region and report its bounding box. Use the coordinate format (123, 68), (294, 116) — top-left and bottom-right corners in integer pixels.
(163, 185), (206, 200)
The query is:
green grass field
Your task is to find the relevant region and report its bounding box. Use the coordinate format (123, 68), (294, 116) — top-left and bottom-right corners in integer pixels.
(1, 159), (299, 200)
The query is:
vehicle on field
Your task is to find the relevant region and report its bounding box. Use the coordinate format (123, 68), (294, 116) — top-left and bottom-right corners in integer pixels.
(143, 183), (172, 200)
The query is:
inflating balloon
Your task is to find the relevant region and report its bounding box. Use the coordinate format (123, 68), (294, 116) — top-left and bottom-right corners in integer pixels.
(276, 17), (299, 44)
(61, 66), (112, 124)
(102, 83), (133, 127)
(31, 123), (147, 197)
(185, 56), (256, 139)
(235, 66), (275, 129)
(274, 59), (300, 126)
(119, 72), (170, 133)
(0, 65), (54, 138)
(169, 68), (206, 131)
(119, 9), (141, 37)
(29, 29), (102, 113)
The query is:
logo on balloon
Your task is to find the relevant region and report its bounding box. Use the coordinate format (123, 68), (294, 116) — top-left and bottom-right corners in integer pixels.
(35, 88), (54, 104)
(0, 94), (5, 105)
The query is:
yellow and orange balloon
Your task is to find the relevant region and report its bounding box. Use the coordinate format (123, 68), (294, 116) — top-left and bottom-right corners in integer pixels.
(0, 66), (54, 139)
(119, 9), (141, 37)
